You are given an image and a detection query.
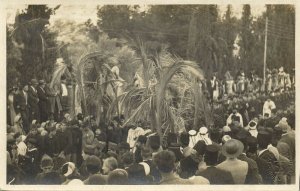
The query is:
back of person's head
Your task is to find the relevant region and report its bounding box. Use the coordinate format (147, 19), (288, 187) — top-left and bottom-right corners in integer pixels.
(103, 157), (118, 175)
(167, 132), (178, 147)
(179, 156), (198, 178)
(193, 140), (206, 156)
(235, 129), (251, 151)
(107, 169), (128, 185)
(246, 136), (258, 154)
(117, 142), (130, 154)
(86, 155), (102, 175)
(126, 163), (148, 184)
(148, 135), (161, 151)
(137, 135), (147, 145)
(120, 152), (134, 167)
(179, 132), (190, 147)
(210, 128), (221, 144)
(153, 150), (176, 173)
(141, 147), (152, 160)
(257, 130), (271, 149)
(204, 144), (220, 166)
(87, 174), (106, 185)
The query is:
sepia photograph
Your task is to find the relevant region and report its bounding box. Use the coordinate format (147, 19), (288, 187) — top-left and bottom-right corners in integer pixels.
(3, 2), (297, 189)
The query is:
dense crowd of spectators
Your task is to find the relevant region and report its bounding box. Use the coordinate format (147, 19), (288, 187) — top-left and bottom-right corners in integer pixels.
(6, 67), (295, 185)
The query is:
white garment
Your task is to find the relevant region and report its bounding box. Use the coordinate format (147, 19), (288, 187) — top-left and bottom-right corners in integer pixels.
(248, 128), (258, 138)
(61, 83), (68, 96)
(17, 141), (27, 156)
(267, 144), (280, 160)
(74, 84), (82, 115)
(189, 134), (200, 148)
(127, 127), (145, 148)
(263, 100), (276, 118)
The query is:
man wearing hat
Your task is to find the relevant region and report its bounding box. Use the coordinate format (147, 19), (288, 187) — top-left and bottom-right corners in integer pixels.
(217, 139), (248, 184)
(28, 79), (40, 123)
(196, 144), (234, 184)
(37, 79), (49, 122)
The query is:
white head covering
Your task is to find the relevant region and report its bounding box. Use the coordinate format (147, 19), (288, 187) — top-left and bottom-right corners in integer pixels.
(67, 179), (84, 185)
(63, 162), (76, 177)
(139, 162), (150, 176)
(111, 66), (120, 77)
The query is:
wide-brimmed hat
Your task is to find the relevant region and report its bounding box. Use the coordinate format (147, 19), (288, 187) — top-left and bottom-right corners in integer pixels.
(221, 139), (244, 158)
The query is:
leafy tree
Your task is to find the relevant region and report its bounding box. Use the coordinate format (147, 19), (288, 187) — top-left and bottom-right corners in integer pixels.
(9, 5), (60, 84)
(238, 4), (255, 73)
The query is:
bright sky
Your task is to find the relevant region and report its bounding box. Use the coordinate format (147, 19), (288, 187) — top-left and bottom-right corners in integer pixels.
(6, 4), (266, 25)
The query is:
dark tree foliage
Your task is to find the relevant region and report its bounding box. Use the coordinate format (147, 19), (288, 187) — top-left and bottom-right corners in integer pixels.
(8, 5), (60, 87)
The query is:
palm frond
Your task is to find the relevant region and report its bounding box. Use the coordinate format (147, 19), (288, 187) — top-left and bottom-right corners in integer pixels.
(121, 97), (151, 128)
(50, 62), (68, 88)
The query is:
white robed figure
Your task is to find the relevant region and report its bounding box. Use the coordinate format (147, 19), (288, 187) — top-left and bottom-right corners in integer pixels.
(285, 73), (292, 90)
(224, 71), (234, 95)
(278, 67), (285, 92)
(263, 98), (276, 118)
(111, 66), (126, 113)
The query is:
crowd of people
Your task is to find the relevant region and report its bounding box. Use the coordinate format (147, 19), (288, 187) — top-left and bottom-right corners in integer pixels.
(205, 67), (294, 102)
(6, 66), (295, 185)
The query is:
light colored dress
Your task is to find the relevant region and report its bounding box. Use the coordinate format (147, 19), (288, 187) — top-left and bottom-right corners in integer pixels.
(8, 93), (16, 126)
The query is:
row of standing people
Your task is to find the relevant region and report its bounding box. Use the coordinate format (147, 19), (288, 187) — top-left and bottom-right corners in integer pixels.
(8, 78), (70, 133)
(206, 68), (294, 101)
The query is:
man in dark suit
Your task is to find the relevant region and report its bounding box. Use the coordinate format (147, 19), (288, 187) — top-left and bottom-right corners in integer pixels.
(14, 85), (30, 133)
(196, 144), (234, 184)
(28, 79), (40, 123)
(37, 80), (48, 122)
(236, 130), (262, 184)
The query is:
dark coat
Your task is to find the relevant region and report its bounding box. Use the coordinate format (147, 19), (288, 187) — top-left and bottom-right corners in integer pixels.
(144, 159), (162, 184)
(279, 133), (295, 161)
(37, 86), (49, 121)
(256, 150), (279, 184)
(55, 131), (69, 154)
(44, 84), (62, 114)
(44, 134), (60, 157)
(28, 86), (40, 121)
(14, 91), (28, 113)
(238, 153), (261, 184)
(64, 127), (82, 155)
(196, 166), (234, 184)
